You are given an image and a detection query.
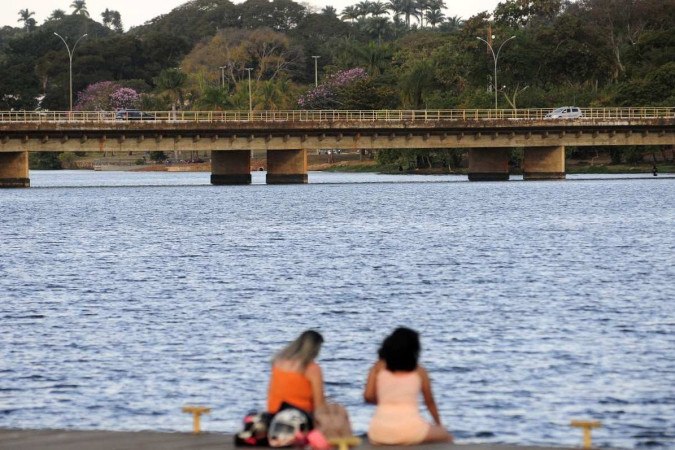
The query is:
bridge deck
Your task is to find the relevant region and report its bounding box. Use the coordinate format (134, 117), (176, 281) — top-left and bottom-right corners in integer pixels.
(0, 429), (588, 450)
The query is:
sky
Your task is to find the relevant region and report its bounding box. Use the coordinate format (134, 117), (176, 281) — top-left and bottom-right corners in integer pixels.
(2, 0), (502, 30)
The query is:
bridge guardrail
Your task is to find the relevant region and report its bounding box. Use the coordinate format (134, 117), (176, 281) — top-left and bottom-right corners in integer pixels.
(0, 108), (673, 124)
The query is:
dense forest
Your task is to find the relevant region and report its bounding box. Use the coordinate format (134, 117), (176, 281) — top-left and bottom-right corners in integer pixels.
(1, 0), (673, 113)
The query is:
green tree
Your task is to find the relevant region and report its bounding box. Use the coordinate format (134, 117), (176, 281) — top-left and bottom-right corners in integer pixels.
(48, 9), (67, 21)
(341, 6), (360, 22)
(29, 153), (62, 170)
(154, 68), (188, 108)
(400, 59), (436, 108)
(101, 9), (113, 28)
(17, 9), (36, 32)
(70, 0), (90, 17)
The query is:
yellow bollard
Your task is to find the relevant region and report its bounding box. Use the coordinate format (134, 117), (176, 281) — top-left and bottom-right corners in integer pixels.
(570, 420), (602, 449)
(328, 436), (362, 450)
(182, 405), (211, 434)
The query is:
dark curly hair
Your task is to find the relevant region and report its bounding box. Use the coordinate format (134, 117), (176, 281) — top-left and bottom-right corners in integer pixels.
(378, 327), (420, 372)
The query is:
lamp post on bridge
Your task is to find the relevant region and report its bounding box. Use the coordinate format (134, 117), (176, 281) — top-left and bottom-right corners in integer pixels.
(219, 65), (227, 89)
(311, 55), (320, 87)
(54, 32), (88, 112)
(245, 67), (253, 117)
(476, 35), (515, 110)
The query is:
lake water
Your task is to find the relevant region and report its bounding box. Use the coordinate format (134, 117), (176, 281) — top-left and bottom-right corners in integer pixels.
(1, 171), (674, 449)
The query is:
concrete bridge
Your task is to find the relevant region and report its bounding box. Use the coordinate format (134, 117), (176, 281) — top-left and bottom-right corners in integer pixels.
(1, 108), (673, 187)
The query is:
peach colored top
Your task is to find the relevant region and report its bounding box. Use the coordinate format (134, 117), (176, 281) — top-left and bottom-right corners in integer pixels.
(367, 370), (431, 445)
(267, 365), (314, 413)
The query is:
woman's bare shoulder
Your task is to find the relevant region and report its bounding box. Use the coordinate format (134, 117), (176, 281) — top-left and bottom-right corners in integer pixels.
(416, 365), (430, 378)
(305, 361), (322, 376)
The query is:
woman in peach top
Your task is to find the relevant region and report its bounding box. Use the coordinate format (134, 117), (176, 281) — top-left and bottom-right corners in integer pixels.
(364, 327), (453, 445)
(267, 330), (325, 414)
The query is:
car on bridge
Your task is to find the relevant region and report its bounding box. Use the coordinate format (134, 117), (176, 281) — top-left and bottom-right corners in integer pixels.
(545, 106), (582, 119)
(115, 109), (155, 121)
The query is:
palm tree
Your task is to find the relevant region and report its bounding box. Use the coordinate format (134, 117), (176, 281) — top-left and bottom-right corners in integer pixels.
(70, 0), (90, 17)
(257, 78), (292, 110)
(154, 68), (188, 109)
(444, 15), (464, 32)
(369, 1), (389, 17)
(111, 10), (123, 31)
(346, 41), (392, 76)
(364, 17), (390, 44)
(341, 6), (359, 22)
(387, 0), (403, 22)
(356, 1), (373, 19)
(48, 9), (67, 20)
(17, 9), (35, 31)
(101, 9), (113, 28)
(321, 6), (337, 17)
(196, 86), (230, 110)
(399, 0), (419, 28)
(425, 6), (445, 28)
(400, 59), (436, 108)
(415, 0), (430, 27)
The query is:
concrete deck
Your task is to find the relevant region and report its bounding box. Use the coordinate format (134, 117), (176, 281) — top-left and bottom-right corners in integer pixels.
(0, 429), (581, 450)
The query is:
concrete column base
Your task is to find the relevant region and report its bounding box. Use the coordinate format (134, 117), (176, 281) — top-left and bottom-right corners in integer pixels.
(267, 149), (307, 184)
(0, 151), (30, 188)
(468, 148), (510, 181)
(0, 178), (30, 188)
(210, 174), (252, 185)
(468, 172), (510, 181)
(211, 150), (251, 185)
(266, 173), (309, 184)
(523, 172), (566, 180)
(523, 146), (566, 180)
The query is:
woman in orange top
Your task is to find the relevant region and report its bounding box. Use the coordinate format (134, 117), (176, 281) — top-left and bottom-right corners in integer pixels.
(267, 330), (325, 414)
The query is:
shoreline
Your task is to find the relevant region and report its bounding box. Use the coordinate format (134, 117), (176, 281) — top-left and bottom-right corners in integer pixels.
(107, 162), (674, 175)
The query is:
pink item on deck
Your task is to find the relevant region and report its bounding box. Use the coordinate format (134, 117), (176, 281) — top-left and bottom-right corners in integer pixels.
(307, 429), (330, 450)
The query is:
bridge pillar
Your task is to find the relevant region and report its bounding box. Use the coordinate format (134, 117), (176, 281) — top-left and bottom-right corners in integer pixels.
(468, 148), (510, 181)
(523, 146), (566, 180)
(267, 149), (308, 184)
(0, 151), (30, 188)
(210, 150), (251, 185)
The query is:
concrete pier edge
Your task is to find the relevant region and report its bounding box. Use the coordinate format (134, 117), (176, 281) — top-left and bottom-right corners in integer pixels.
(0, 428), (612, 450)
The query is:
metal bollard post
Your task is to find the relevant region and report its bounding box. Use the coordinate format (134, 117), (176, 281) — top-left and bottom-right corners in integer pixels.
(328, 436), (362, 450)
(182, 405), (211, 434)
(570, 420), (602, 449)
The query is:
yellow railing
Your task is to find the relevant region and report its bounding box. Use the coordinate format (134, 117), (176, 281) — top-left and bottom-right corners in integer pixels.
(0, 108), (673, 123)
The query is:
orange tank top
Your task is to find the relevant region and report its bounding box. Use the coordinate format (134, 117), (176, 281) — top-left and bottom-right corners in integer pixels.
(267, 365), (314, 413)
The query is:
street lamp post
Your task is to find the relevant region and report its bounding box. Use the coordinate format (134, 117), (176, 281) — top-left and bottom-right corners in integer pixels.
(311, 56), (320, 87)
(245, 67), (253, 116)
(476, 35), (516, 110)
(219, 65), (227, 89)
(54, 32), (87, 112)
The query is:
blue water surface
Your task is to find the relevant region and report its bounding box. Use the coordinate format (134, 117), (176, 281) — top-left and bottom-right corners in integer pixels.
(1, 170), (674, 449)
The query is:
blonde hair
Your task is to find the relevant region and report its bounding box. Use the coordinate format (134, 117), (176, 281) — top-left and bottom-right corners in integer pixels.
(274, 330), (324, 370)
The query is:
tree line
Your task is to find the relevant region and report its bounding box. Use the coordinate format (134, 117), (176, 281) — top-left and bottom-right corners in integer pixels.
(1, 0), (672, 114)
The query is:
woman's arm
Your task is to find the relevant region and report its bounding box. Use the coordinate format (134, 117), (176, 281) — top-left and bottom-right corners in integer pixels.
(419, 366), (442, 425)
(305, 362), (326, 410)
(364, 360), (385, 404)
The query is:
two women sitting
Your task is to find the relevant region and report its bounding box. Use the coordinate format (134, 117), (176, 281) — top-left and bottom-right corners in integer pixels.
(267, 327), (453, 445)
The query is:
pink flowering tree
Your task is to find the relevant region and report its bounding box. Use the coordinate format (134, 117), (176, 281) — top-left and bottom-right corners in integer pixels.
(298, 68), (368, 109)
(110, 88), (140, 109)
(75, 82), (140, 111)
